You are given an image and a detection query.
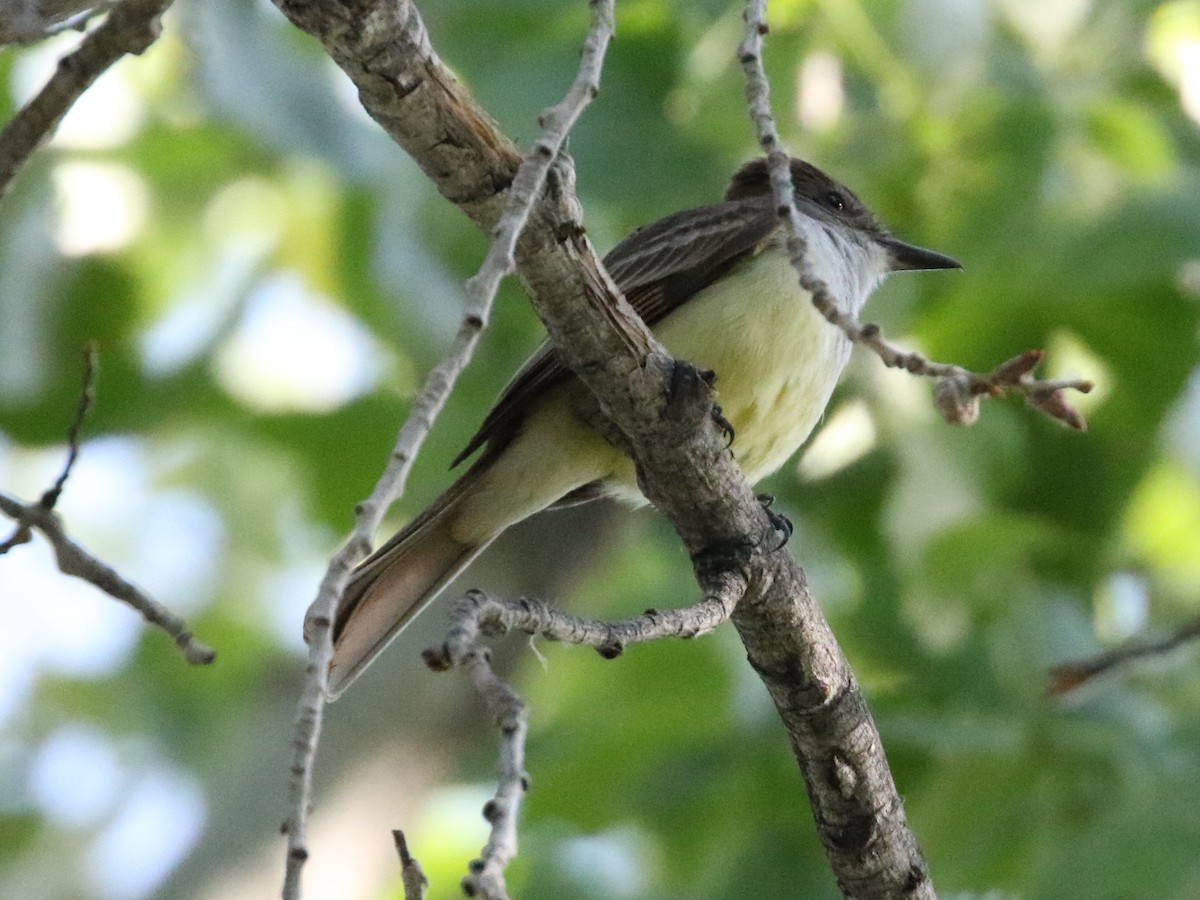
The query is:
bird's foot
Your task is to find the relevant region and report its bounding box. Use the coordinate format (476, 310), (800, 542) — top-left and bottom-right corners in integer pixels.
(711, 403), (735, 448)
(691, 497), (793, 581)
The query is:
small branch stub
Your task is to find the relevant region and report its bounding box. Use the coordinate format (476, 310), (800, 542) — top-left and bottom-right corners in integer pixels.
(393, 831), (429, 900)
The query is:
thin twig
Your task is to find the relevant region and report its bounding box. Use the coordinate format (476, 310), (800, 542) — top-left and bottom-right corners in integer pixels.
(423, 581), (742, 673)
(281, 3), (617, 896)
(1, 341), (96, 553)
(0, 0), (174, 203)
(40, 340), (97, 510)
(0, 492), (216, 663)
(738, 1), (1091, 431)
(459, 646), (527, 900)
(1049, 617), (1200, 696)
(280, 187), (495, 900)
(461, 0), (615, 325)
(418, 577), (739, 897)
(0, 1), (117, 46)
(0, 343), (212, 663)
(738, 5), (938, 898)
(1, 342), (95, 555)
(392, 831), (429, 900)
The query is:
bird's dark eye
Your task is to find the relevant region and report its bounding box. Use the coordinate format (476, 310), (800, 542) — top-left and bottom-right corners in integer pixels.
(825, 191), (846, 211)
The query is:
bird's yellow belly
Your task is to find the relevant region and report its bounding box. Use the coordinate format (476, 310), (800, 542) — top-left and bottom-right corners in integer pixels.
(457, 248), (856, 538)
(604, 247), (851, 502)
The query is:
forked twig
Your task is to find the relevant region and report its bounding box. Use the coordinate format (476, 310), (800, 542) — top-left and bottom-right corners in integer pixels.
(421, 578), (741, 898)
(0, 343), (214, 664)
(281, 2), (617, 896)
(738, 1), (1092, 431)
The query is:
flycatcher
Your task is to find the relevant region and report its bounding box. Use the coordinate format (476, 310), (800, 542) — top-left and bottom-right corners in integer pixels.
(318, 157), (959, 697)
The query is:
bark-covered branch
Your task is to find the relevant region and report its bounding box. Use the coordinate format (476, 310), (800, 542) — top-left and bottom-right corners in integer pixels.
(0, 0), (115, 47)
(418, 584), (740, 899)
(271, 0), (932, 897)
(0, 0), (173, 202)
(419, 584), (742, 897)
(280, 2), (619, 896)
(424, 586), (742, 671)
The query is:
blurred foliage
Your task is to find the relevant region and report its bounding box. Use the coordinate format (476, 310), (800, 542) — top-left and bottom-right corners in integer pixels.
(2, 0), (1200, 898)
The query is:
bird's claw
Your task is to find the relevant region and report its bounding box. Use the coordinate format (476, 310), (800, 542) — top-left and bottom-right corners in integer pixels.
(757, 493), (793, 551)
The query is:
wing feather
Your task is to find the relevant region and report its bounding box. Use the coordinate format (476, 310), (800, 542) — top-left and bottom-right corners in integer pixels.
(450, 197), (777, 468)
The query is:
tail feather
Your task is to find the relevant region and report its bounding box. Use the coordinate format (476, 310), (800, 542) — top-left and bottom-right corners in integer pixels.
(322, 467), (494, 699)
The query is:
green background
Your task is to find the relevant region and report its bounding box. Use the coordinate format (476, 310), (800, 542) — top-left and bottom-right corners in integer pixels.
(2, 0), (1200, 898)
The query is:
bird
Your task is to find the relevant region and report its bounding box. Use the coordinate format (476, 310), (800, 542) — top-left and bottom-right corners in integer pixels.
(316, 156), (960, 697)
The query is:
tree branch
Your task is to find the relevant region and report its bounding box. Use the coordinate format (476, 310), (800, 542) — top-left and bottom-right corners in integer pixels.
(0, 491), (216, 663)
(1048, 616), (1200, 696)
(283, 182), (502, 898)
(451, 638), (528, 900)
(424, 586), (742, 671)
(0, 344), (214, 665)
(281, 3), (616, 896)
(273, 0), (933, 896)
(0, 1), (115, 47)
(738, 1), (1090, 433)
(0, 0), (173, 203)
(419, 582), (739, 898)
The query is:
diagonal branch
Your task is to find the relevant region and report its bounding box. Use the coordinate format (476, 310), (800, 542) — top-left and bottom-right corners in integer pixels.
(280, 3), (616, 897)
(275, 0), (933, 897)
(0, 1), (117, 47)
(0, 491), (216, 663)
(281, 270), (491, 897)
(0, 0), (174, 203)
(1048, 616), (1200, 696)
(739, 2), (1090, 432)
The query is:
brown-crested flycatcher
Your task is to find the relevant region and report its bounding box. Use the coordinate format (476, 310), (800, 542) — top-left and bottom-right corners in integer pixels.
(317, 157), (960, 697)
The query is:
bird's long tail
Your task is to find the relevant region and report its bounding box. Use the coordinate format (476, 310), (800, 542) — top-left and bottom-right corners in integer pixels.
(316, 464), (495, 699)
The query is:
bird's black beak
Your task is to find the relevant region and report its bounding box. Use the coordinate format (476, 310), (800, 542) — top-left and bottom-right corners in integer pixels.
(882, 237), (961, 272)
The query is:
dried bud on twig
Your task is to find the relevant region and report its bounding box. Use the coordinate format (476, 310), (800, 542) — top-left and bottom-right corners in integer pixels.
(934, 374), (981, 426)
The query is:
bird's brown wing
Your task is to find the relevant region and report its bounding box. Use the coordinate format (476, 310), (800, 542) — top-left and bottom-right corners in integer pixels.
(450, 197), (779, 468)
